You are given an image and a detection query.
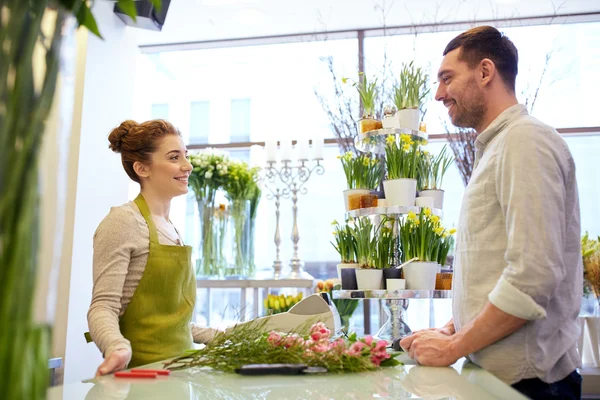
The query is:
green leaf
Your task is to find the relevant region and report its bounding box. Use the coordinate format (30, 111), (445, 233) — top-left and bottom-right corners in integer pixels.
(116, 0), (138, 22)
(149, 0), (163, 12)
(75, 1), (102, 38)
(380, 358), (402, 367)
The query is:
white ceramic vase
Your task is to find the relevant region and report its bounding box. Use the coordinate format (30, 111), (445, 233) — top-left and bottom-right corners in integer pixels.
(355, 269), (384, 290)
(402, 261), (439, 290)
(383, 178), (417, 207)
(397, 108), (420, 131)
(418, 189), (444, 210)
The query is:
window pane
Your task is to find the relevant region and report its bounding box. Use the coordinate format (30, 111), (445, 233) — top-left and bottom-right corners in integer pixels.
(151, 103), (169, 119)
(230, 98), (251, 143)
(190, 101), (210, 144)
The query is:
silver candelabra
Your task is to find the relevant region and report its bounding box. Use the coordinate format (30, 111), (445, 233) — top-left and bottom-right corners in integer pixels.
(264, 159), (325, 279)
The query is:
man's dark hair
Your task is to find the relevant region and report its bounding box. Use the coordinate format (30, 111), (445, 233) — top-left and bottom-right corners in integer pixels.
(443, 26), (519, 92)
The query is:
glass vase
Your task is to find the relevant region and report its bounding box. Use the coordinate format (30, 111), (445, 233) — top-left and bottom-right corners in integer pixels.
(245, 217), (257, 277)
(196, 196), (228, 278)
(227, 199), (251, 278)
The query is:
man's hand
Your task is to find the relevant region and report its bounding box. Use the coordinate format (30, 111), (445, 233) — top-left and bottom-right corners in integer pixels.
(399, 330), (460, 367)
(96, 348), (131, 376)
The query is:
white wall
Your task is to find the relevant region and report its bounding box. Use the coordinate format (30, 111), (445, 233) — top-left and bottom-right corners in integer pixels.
(58, 2), (140, 384)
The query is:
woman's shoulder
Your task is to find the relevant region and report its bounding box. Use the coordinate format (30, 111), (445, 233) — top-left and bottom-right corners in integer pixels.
(95, 201), (147, 238)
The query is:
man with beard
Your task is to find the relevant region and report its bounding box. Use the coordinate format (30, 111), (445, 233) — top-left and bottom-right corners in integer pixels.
(400, 26), (582, 399)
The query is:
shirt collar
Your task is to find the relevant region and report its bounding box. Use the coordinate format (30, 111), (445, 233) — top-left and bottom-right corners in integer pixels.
(475, 104), (528, 150)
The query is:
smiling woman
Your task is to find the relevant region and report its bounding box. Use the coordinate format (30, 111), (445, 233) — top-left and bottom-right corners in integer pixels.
(86, 119), (219, 376)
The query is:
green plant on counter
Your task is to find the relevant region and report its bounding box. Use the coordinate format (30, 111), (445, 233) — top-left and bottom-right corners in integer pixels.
(1, 1), (157, 398)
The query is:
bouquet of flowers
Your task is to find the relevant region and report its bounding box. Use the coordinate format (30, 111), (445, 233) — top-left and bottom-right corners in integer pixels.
(264, 293), (303, 315)
(399, 208), (456, 263)
(164, 321), (400, 373)
(188, 150), (230, 204)
(339, 152), (383, 190)
(316, 280), (360, 332)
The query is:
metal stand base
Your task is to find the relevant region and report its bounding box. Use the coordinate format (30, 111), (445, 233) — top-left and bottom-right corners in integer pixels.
(375, 299), (412, 341)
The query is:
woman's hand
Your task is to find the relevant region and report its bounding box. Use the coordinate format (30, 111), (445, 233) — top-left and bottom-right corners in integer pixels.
(96, 348), (132, 376)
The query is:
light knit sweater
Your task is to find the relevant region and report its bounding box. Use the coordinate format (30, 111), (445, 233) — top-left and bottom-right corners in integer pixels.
(87, 201), (217, 359)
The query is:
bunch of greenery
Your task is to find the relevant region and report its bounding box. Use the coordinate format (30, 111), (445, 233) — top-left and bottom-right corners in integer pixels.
(163, 321), (401, 373)
(339, 152), (383, 190)
(393, 61), (430, 110)
(385, 134), (422, 180)
(419, 145), (455, 190)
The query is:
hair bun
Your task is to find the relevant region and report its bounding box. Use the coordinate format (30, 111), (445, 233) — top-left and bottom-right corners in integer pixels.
(108, 120), (138, 153)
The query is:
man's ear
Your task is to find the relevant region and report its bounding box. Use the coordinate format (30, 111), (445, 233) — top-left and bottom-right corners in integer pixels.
(480, 58), (496, 87)
(133, 161), (150, 179)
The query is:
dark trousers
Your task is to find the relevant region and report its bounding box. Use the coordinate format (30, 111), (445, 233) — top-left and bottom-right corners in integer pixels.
(512, 370), (582, 400)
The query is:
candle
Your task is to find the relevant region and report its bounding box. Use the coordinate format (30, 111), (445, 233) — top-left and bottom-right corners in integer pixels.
(280, 139), (292, 161)
(296, 138), (309, 160)
(265, 139), (277, 162)
(312, 137), (324, 160)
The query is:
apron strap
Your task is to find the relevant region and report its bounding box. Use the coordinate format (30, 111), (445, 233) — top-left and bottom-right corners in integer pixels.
(134, 194), (159, 244)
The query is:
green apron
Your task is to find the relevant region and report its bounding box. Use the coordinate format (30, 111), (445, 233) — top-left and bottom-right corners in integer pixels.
(113, 194), (195, 368)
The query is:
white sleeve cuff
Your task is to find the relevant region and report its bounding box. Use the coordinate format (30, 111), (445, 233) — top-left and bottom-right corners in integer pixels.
(488, 276), (547, 320)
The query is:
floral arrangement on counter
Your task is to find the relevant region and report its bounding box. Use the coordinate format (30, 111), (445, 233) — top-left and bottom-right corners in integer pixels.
(164, 321), (401, 373)
(264, 293), (304, 315)
(400, 208), (456, 265)
(339, 152), (384, 190)
(316, 280), (360, 331)
(582, 232), (600, 297)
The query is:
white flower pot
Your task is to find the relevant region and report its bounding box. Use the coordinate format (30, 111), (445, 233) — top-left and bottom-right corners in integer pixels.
(343, 188), (371, 211)
(418, 189), (444, 210)
(382, 114), (400, 129)
(336, 263), (359, 281)
(402, 261), (438, 290)
(397, 108), (420, 131)
(383, 178), (417, 207)
(415, 196), (434, 209)
(355, 269), (384, 290)
(386, 278), (406, 290)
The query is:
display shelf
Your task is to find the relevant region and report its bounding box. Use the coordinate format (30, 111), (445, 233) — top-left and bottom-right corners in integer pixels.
(345, 205), (442, 219)
(332, 289), (451, 300)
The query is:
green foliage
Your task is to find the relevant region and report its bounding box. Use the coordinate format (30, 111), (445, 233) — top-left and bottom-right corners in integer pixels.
(339, 152), (383, 190)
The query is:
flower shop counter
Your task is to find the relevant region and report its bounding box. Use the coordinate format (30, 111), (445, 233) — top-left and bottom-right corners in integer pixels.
(47, 357), (527, 399)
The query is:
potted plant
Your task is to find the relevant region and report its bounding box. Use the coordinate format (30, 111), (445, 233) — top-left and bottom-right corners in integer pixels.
(418, 145), (454, 210)
(374, 219), (403, 288)
(331, 220), (358, 281)
(383, 134), (422, 207)
(393, 62), (429, 131)
(399, 208), (455, 289)
(343, 73), (381, 133)
(339, 152), (383, 211)
(350, 217), (384, 290)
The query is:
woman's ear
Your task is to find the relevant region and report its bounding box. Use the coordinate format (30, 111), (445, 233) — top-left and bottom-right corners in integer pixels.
(133, 161), (150, 179)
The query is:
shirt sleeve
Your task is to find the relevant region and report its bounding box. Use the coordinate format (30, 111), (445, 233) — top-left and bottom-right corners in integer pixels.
(191, 323), (220, 344)
(87, 207), (138, 358)
(488, 123), (572, 320)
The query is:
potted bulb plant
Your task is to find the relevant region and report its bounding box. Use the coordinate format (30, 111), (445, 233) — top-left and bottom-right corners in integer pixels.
(339, 152), (383, 211)
(350, 217), (384, 290)
(393, 62), (430, 131)
(331, 220), (359, 282)
(343, 73), (381, 133)
(399, 208), (455, 289)
(383, 134), (422, 207)
(418, 145), (454, 210)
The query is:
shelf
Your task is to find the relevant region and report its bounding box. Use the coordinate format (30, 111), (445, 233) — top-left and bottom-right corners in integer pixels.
(332, 289), (451, 300)
(345, 205), (442, 219)
(354, 128), (428, 154)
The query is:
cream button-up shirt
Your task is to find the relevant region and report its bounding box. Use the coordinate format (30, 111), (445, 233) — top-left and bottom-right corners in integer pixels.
(452, 104), (582, 384)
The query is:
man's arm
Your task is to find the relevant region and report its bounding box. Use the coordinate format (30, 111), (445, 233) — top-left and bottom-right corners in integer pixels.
(400, 304), (525, 366)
